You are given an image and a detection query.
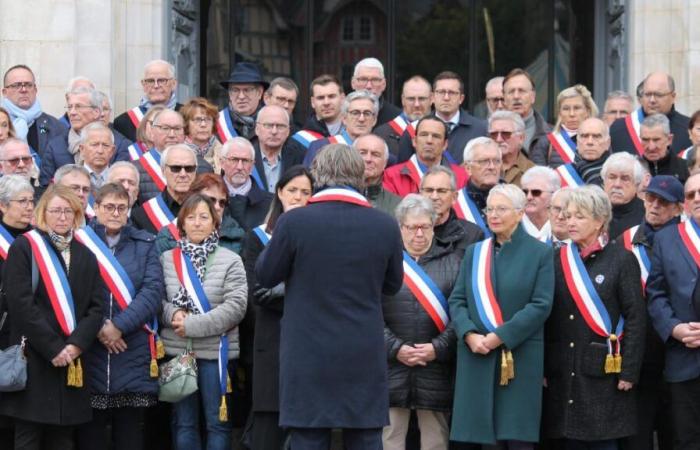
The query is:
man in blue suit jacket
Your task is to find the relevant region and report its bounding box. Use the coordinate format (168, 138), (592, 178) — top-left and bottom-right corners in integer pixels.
(255, 143), (403, 450)
(647, 171), (700, 449)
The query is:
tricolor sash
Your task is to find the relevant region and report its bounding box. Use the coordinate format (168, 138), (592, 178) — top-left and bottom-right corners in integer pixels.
(388, 114), (417, 139)
(172, 248), (230, 421)
(127, 143), (144, 161)
(327, 130), (353, 146)
(127, 107), (145, 129)
(622, 225), (650, 289)
(678, 218), (700, 269)
(547, 129), (577, 164)
(453, 189), (491, 237)
(560, 242), (624, 373)
(85, 194), (96, 219)
(139, 149), (166, 192)
(679, 146), (693, 160)
(555, 163), (585, 188)
(216, 107), (238, 143)
(470, 238), (514, 385)
(405, 155), (427, 186)
(251, 166), (265, 191)
(623, 108), (645, 156)
(291, 130), (324, 149)
(0, 224), (14, 260)
(253, 224), (271, 246)
(402, 251), (449, 332)
(142, 194), (180, 240)
(307, 187), (371, 207)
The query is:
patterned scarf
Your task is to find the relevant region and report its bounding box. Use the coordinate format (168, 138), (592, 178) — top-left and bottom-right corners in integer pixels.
(171, 231), (220, 313)
(48, 229), (73, 271)
(231, 109), (256, 139)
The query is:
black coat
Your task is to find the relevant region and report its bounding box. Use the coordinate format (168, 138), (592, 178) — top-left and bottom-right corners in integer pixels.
(0, 232), (103, 425)
(131, 189), (182, 235)
(610, 106), (691, 155)
(227, 179), (273, 231)
(134, 153), (213, 204)
(609, 197), (645, 239)
(27, 112), (68, 160)
(383, 240), (460, 411)
(373, 121), (402, 158)
(375, 98), (402, 128)
(544, 243), (646, 440)
(0, 223), (32, 350)
(526, 109), (553, 158)
(255, 195), (404, 428)
(644, 149), (689, 183)
(113, 103), (184, 142)
(434, 209), (484, 254)
(253, 141), (305, 193)
(397, 109), (488, 164)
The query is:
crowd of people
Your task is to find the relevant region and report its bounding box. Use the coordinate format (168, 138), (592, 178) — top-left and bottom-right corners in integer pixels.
(0, 54), (699, 450)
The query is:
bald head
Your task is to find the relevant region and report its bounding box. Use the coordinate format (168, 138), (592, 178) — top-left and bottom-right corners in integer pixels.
(401, 76), (432, 121)
(354, 134), (389, 184)
(641, 71), (676, 115)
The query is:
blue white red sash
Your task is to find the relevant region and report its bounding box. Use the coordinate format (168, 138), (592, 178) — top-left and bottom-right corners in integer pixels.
(402, 251), (449, 332)
(127, 143), (144, 161)
(622, 225), (650, 289)
(216, 107), (238, 143)
(291, 130), (324, 149)
(127, 107), (145, 129)
(25, 230), (76, 336)
(250, 166), (265, 191)
(307, 187), (371, 207)
(172, 247), (230, 419)
(0, 224), (14, 260)
(560, 242), (624, 372)
(679, 145), (693, 160)
(471, 238), (503, 332)
(453, 189), (491, 237)
(547, 129), (577, 164)
(139, 149), (166, 192)
(327, 130), (353, 146)
(85, 194), (96, 219)
(253, 224), (271, 246)
(388, 114), (417, 139)
(624, 108), (645, 156)
(405, 155), (427, 186)
(678, 218), (700, 269)
(142, 194), (180, 239)
(555, 163), (585, 188)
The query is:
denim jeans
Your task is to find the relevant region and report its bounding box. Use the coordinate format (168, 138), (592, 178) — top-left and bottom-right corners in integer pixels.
(172, 358), (233, 450)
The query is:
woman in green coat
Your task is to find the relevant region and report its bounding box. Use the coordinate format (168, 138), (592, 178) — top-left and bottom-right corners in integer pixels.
(449, 183), (554, 448)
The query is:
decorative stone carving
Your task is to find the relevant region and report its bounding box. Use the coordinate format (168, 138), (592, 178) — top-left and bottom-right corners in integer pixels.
(169, 0), (199, 100)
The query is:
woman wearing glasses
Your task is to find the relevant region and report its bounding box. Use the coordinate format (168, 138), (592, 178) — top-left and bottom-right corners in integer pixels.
(449, 184), (554, 449)
(76, 183), (164, 450)
(182, 98), (223, 175)
(0, 184), (103, 448)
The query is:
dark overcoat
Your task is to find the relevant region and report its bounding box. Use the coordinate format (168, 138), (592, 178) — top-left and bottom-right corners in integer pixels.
(255, 196), (404, 428)
(0, 232), (103, 425)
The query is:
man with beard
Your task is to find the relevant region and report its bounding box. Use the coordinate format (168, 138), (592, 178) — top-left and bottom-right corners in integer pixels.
(602, 152), (646, 237)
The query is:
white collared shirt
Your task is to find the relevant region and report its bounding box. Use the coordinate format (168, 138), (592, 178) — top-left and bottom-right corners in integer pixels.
(521, 214), (552, 243)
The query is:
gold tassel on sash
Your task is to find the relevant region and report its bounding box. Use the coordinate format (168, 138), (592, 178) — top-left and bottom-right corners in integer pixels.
(156, 338), (165, 359)
(150, 358), (159, 378)
(218, 395), (228, 422)
(226, 374), (232, 393)
(75, 358), (83, 387)
(613, 354), (622, 373)
(506, 350), (515, 380)
(67, 361), (76, 386)
(604, 334), (621, 374)
(604, 354), (615, 374)
(499, 350), (509, 386)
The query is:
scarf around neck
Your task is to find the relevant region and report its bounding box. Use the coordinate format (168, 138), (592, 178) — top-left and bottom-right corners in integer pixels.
(139, 90), (177, 111)
(171, 231), (220, 313)
(1, 97), (43, 141)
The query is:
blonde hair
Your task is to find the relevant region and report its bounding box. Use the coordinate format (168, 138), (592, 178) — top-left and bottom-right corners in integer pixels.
(34, 184), (85, 232)
(555, 84), (599, 131)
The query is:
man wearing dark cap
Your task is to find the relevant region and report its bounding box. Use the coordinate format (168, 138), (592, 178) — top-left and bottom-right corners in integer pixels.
(619, 175), (683, 450)
(217, 62), (269, 142)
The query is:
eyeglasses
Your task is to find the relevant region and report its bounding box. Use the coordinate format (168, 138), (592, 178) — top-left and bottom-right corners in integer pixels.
(153, 125), (185, 134)
(401, 223), (432, 233)
(549, 206), (564, 215)
(230, 86), (259, 96)
(685, 189), (700, 200)
(484, 206), (517, 216)
(434, 89), (461, 98)
(221, 156), (254, 166)
(486, 97), (505, 106)
(190, 116), (214, 125)
(489, 130), (514, 140)
(347, 110), (375, 119)
(2, 156), (33, 166)
(258, 122), (289, 131)
(67, 185), (91, 194)
(642, 91), (673, 100)
(99, 203), (128, 214)
(4, 82), (35, 90)
(166, 164), (197, 173)
(270, 95), (296, 106)
(420, 187), (453, 195)
(46, 208), (75, 217)
(206, 196), (227, 208)
(355, 77), (384, 85)
(65, 104), (97, 112)
(522, 189), (552, 197)
(142, 78), (172, 87)
(469, 158), (502, 167)
(9, 198), (34, 207)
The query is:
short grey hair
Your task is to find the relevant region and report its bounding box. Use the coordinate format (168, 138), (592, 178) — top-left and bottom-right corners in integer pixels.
(551, 186), (574, 205)
(220, 136), (255, 160)
(605, 90), (633, 104)
(68, 87), (102, 113)
(144, 59), (175, 78)
(395, 194), (437, 225)
(521, 166), (561, 192)
(79, 121), (114, 145)
(352, 134), (389, 160)
(341, 90), (379, 116)
(485, 76), (504, 93)
(0, 138), (30, 159)
(601, 152), (644, 186)
(267, 77), (299, 96)
(54, 164), (90, 185)
(488, 110), (525, 133)
(311, 144), (365, 191)
(0, 174), (34, 205)
(488, 184), (526, 211)
(421, 165), (457, 191)
(108, 161), (140, 185)
(641, 113), (671, 135)
(64, 76), (96, 94)
(353, 57), (385, 78)
(151, 108), (183, 127)
(95, 90), (113, 110)
(160, 144), (197, 172)
(565, 185), (612, 231)
(463, 137), (501, 162)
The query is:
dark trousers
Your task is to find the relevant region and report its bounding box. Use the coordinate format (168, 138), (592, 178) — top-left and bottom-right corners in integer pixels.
(564, 439), (617, 450)
(289, 427), (382, 450)
(14, 419), (74, 450)
(250, 412), (286, 450)
(620, 381), (673, 450)
(669, 376), (700, 450)
(76, 407), (145, 450)
(483, 441), (535, 450)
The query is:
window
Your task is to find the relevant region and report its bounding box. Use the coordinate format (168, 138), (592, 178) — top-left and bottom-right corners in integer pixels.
(340, 15), (373, 43)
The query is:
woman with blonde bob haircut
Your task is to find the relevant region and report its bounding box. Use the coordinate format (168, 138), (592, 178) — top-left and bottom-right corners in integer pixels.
(0, 184), (104, 447)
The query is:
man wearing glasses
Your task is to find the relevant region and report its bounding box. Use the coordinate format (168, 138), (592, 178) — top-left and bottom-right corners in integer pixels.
(1, 64), (66, 158)
(217, 62), (269, 142)
(253, 105), (304, 193)
(350, 57), (401, 128)
(610, 71), (692, 155)
(489, 110), (534, 187)
(0, 138), (36, 184)
(135, 109), (212, 203)
(219, 137), (272, 231)
(113, 59), (181, 142)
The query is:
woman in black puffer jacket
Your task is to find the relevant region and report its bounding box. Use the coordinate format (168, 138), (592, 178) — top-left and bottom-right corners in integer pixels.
(382, 194), (461, 450)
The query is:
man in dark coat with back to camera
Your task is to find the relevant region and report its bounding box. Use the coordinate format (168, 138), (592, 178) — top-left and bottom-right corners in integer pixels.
(255, 143), (404, 450)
